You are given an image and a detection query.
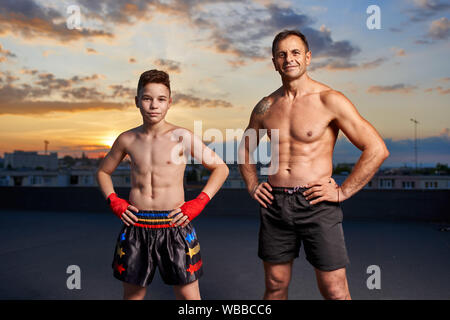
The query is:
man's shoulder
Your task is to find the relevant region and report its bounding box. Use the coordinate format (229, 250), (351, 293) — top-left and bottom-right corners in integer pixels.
(253, 97), (272, 116)
(319, 89), (352, 109)
(252, 88), (280, 116)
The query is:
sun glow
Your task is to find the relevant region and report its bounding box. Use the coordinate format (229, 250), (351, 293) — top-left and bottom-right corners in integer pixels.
(102, 136), (116, 148)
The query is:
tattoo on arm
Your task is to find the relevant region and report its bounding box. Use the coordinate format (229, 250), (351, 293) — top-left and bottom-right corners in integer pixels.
(254, 98), (271, 115)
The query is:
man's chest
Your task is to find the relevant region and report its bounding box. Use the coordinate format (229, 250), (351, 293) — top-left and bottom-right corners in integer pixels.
(262, 101), (334, 143)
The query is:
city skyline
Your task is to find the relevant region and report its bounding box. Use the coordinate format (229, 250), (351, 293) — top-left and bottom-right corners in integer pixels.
(0, 0), (449, 167)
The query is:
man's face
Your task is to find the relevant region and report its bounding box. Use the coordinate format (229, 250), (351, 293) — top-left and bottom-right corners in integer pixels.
(135, 82), (171, 124)
(272, 35), (311, 80)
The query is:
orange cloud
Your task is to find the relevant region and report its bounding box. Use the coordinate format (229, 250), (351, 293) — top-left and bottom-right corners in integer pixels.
(0, 99), (130, 116)
(153, 59), (181, 73)
(367, 84), (417, 94)
(172, 92), (233, 109)
(86, 48), (100, 54)
(310, 57), (387, 72)
(424, 86), (450, 94)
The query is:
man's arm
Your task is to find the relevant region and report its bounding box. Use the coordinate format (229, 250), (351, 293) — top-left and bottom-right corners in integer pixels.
(96, 133), (138, 225)
(305, 91), (389, 204)
(238, 97), (274, 208)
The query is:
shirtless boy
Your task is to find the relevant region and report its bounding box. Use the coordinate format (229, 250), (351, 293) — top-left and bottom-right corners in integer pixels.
(96, 69), (229, 300)
(239, 30), (389, 300)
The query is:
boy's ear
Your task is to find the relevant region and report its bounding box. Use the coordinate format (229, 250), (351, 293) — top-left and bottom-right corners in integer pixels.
(135, 95), (139, 108)
(168, 97), (172, 107)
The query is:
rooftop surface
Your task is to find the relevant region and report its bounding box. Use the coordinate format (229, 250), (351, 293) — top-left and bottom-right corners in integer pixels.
(0, 209), (448, 300)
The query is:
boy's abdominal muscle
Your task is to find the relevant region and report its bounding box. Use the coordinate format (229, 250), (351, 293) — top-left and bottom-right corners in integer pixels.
(128, 179), (185, 211)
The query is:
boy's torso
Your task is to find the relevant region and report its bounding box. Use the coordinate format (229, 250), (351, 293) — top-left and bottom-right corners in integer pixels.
(123, 124), (188, 210)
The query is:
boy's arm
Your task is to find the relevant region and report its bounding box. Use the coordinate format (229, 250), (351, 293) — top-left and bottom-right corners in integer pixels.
(96, 133), (127, 198)
(189, 130), (229, 199)
(169, 129), (229, 227)
(96, 133), (139, 225)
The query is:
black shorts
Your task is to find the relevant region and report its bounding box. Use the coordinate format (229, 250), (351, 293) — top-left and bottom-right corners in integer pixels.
(258, 186), (350, 271)
(111, 210), (203, 286)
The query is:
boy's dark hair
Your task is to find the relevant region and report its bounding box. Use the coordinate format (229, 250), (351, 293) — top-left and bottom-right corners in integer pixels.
(137, 69), (171, 96)
(272, 30), (310, 57)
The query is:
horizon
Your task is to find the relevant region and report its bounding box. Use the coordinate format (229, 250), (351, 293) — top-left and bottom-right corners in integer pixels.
(1, 139), (448, 169)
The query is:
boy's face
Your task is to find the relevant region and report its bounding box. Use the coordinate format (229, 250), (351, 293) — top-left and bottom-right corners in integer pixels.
(135, 82), (172, 124)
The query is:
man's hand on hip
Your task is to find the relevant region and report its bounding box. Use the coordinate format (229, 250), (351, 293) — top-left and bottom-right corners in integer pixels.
(250, 182), (274, 208)
(303, 177), (347, 205)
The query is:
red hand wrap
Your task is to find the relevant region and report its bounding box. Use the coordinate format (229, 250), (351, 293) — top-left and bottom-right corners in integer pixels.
(180, 192), (210, 221)
(107, 193), (130, 219)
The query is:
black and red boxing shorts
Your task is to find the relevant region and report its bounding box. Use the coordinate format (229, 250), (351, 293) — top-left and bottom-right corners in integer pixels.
(258, 186), (350, 271)
(112, 210), (203, 286)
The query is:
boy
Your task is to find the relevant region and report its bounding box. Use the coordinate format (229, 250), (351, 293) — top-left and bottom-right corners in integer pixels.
(96, 69), (229, 300)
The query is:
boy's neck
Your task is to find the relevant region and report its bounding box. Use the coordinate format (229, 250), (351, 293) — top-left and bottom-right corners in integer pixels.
(142, 119), (168, 135)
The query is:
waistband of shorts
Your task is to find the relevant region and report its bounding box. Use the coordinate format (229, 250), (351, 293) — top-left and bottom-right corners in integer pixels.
(133, 210), (175, 228)
(269, 185), (308, 194)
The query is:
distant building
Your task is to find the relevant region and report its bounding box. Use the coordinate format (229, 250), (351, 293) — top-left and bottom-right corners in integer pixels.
(0, 170), (60, 187)
(4, 151), (58, 170)
(333, 174), (450, 190)
(0, 167), (130, 187)
(222, 164), (246, 188)
(0, 160), (448, 190)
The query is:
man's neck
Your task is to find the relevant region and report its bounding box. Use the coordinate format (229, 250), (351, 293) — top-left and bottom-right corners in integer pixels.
(281, 73), (313, 99)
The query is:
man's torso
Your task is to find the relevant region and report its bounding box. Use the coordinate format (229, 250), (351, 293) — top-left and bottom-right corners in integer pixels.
(261, 84), (339, 187)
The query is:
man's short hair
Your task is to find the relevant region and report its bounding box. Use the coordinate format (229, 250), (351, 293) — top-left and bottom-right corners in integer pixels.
(272, 30), (310, 57)
(137, 69), (171, 96)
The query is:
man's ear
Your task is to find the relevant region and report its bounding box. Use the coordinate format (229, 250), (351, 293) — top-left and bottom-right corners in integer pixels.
(272, 57), (278, 71)
(168, 97), (172, 108)
(305, 51), (312, 66)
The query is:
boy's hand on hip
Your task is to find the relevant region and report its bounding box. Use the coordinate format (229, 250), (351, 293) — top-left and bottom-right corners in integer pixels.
(107, 193), (139, 226)
(168, 192), (210, 228)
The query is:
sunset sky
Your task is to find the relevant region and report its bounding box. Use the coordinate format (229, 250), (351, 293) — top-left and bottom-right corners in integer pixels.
(0, 0), (449, 167)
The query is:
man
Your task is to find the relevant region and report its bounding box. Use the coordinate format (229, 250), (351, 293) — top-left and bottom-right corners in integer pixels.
(238, 30), (389, 300)
(96, 69), (229, 300)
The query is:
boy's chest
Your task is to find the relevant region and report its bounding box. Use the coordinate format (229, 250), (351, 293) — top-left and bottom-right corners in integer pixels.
(127, 137), (186, 168)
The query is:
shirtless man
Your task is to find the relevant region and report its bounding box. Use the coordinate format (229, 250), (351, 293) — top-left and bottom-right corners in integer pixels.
(96, 69), (229, 300)
(238, 30), (389, 300)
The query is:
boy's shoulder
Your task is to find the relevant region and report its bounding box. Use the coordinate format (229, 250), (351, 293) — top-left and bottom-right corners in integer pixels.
(165, 123), (193, 138)
(121, 126), (140, 136)
(116, 126), (142, 144)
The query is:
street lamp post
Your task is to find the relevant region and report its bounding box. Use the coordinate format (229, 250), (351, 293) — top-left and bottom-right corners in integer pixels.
(410, 118), (419, 172)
